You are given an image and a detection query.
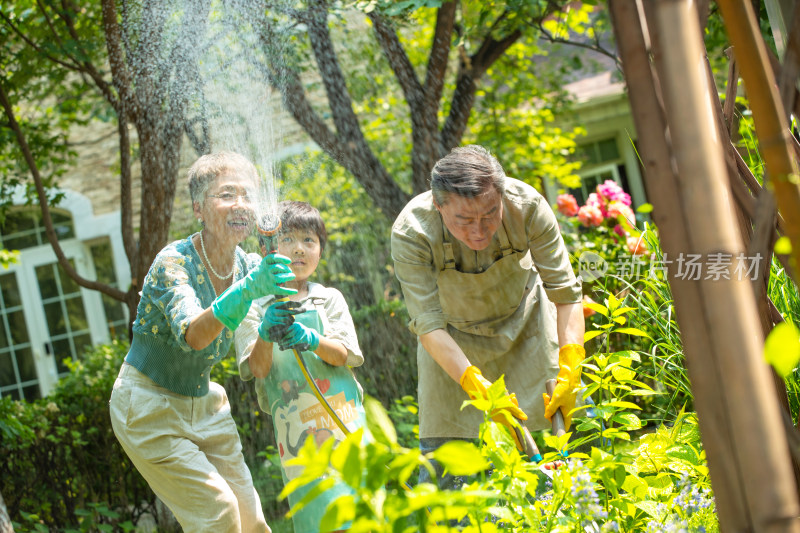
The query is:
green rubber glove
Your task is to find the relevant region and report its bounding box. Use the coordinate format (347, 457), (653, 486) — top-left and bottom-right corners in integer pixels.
(258, 300), (304, 343)
(460, 365), (528, 450)
(212, 253), (296, 330)
(276, 322), (320, 353)
(543, 344), (585, 430)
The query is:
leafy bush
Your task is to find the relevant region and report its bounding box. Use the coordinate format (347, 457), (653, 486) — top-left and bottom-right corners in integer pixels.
(279, 304), (719, 532)
(1, 341), (153, 531)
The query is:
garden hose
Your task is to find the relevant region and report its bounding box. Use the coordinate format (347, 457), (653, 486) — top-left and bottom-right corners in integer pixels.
(258, 214), (353, 436)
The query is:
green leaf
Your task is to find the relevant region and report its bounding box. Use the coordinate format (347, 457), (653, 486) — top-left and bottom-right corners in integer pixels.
(636, 203), (654, 214)
(611, 306), (637, 317)
(605, 401), (642, 410)
(613, 327), (651, 338)
(433, 440), (489, 476)
(584, 330), (604, 342)
(364, 395), (397, 446)
(585, 302), (609, 316)
(764, 322), (800, 377)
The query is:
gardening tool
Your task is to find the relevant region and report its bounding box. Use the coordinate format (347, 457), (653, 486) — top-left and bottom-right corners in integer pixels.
(545, 378), (567, 440)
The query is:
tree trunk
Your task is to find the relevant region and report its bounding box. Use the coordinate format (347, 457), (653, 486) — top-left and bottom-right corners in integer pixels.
(611, 1), (800, 530)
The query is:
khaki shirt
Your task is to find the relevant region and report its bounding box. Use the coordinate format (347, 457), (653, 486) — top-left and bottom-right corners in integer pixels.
(391, 177), (582, 438)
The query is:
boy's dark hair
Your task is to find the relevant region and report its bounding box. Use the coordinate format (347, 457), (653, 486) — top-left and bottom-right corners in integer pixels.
(268, 201), (328, 252)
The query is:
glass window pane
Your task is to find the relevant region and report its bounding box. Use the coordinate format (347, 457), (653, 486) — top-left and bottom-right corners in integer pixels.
(0, 273), (22, 309)
(0, 324), (7, 351)
(7, 311), (30, 345)
(72, 333), (92, 360)
(58, 262), (80, 294)
(22, 383), (41, 402)
(51, 211), (75, 240)
(16, 347), (36, 382)
(52, 338), (74, 374)
(91, 240), (128, 340)
(3, 233), (37, 251)
(0, 352), (16, 387)
(598, 138), (620, 161)
(36, 264), (59, 300)
(1, 209), (74, 252)
(3, 387), (21, 401)
(65, 297), (89, 332)
(43, 301), (68, 336)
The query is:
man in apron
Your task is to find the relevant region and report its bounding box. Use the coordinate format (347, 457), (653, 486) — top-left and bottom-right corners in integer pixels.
(390, 145), (585, 488)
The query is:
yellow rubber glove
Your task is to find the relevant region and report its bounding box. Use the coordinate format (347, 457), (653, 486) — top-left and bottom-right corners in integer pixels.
(460, 365), (528, 450)
(542, 344), (585, 431)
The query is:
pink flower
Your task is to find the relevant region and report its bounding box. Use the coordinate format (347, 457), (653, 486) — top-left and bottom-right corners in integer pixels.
(578, 205), (604, 227)
(626, 236), (647, 255)
(606, 201), (635, 225)
(585, 192), (606, 217)
(613, 224), (626, 236)
(556, 194), (579, 217)
(597, 180), (631, 206)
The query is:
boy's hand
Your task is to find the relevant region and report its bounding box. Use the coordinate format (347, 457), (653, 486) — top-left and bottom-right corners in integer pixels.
(276, 322), (320, 352)
(258, 301), (303, 343)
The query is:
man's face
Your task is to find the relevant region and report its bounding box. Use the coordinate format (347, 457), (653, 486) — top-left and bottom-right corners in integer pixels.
(434, 189), (503, 251)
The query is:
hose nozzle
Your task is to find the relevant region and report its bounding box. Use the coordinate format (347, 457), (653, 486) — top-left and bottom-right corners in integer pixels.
(258, 213), (281, 253)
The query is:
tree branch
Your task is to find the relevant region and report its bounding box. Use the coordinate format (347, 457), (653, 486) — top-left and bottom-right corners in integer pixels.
(0, 81), (126, 302)
(367, 12), (425, 113)
(423, 0), (456, 113)
(0, 10), (79, 72)
(101, 0), (136, 118)
(440, 28), (521, 152)
(54, 0), (119, 108)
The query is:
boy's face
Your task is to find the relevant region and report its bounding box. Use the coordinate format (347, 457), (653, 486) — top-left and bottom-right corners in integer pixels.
(275, 228), (321, 284)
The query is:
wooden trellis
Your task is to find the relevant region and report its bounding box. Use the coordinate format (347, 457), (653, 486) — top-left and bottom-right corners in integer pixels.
(609, 0), (800, 530)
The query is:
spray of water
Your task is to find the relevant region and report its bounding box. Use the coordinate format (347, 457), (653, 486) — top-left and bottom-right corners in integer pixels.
(122, 0), (296, 242)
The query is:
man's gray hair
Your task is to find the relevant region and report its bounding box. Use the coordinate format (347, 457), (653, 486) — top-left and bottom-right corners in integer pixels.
(187, 151), (258, 205)
(430, 145), (506, 205)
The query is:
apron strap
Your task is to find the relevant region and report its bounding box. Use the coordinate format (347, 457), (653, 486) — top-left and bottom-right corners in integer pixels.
(441, 222), (457, 271)
(498, 221), (514, 258)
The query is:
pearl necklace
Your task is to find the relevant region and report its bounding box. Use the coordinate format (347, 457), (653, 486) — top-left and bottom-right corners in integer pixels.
(199, 231), (236, 280)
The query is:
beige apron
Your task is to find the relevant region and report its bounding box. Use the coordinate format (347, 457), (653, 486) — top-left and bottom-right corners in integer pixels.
(418, 221), (559, 439)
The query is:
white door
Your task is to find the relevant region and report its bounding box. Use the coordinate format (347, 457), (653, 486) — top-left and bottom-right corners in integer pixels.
(0, 241), (108, 399)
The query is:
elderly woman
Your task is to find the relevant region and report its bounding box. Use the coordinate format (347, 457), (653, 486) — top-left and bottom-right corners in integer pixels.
(109, 152), (295, 532)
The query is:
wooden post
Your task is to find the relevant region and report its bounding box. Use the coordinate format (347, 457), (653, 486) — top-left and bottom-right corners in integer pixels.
(610, 1), (800, 530)
(717, 0), (800, 280)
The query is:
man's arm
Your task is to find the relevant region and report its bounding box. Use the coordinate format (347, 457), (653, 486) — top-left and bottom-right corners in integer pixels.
(419, 328), (472, 382)
(555, 302), (585, 347)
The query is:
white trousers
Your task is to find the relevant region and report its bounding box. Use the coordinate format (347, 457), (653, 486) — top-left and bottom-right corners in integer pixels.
(109, 363), (270, 533)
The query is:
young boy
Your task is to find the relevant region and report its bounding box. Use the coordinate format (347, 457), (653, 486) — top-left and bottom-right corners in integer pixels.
(235, 201), (366, 533)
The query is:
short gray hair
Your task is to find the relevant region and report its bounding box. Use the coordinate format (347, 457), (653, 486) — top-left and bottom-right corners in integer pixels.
(430, 145), (506, 205)
(187, 151), (258, 205)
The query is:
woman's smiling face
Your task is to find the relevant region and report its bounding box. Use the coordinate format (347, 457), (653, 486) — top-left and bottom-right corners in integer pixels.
(194, 171), (256, 244)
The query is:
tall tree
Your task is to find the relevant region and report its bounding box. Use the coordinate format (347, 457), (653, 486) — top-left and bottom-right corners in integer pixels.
(0, 1), (209, 321)
(247, 0), (600, 220)
(1, 0), (600, 318)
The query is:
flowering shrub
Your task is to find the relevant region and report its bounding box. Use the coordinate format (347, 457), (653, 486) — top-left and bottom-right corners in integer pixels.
(278, 292), (719, 532)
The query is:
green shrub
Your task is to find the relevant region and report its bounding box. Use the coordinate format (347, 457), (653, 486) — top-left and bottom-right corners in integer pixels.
(1, 340), (156, 531)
